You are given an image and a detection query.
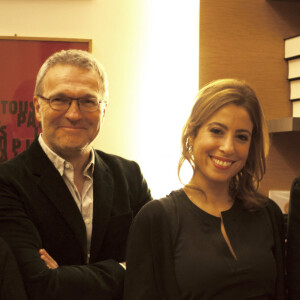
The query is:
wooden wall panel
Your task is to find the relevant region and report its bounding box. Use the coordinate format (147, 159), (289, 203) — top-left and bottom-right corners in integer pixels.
(263, 132), (300, 193)
(199, 0), (300, 195)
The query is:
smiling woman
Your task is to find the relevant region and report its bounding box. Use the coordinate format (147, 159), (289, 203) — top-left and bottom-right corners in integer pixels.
(179, 78), (270, 210)
(124, 79), (287, 300)
(188, 104), (253, 200)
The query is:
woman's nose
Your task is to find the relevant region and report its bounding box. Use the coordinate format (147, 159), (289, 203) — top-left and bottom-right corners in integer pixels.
(219, 136), (235, 154)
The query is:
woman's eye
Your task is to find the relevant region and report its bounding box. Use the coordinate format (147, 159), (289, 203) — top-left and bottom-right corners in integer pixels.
(210, 128), (222, 135)
(237, 134), (249, 142)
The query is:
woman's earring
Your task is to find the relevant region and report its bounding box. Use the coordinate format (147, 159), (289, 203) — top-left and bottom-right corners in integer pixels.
(188, 138), (193, 154)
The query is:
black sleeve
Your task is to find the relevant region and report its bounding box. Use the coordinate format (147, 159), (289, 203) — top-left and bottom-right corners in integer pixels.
(105, 155), (152, 216)
(287, 176), (300, 300)
(0, 237), (28, 300)
(124, 199), (181, 300)
(124, 201), (161, 300)
(266, 198), (287, 300)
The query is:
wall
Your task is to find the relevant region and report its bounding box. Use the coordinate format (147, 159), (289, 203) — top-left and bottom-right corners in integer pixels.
(0, 0), (199, 198)
(199, 0), (300, 195)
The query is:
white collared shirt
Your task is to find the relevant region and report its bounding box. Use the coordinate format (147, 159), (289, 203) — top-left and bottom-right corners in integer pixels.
(38, 134), (94, 263)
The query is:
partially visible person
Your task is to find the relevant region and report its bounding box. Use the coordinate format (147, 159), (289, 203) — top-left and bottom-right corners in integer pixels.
(0, 237), (27, 300)
(0, 49), (151, 299)
(124, 79), (286, 299)
(287, 175), (300, 299)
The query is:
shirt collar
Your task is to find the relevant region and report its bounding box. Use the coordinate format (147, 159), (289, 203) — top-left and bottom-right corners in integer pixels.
(38, 134), (95, 177)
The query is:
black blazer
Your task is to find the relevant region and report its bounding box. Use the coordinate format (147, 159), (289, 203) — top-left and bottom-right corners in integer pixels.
(0, 139), (152, 300)
(287, 176), (300, 299)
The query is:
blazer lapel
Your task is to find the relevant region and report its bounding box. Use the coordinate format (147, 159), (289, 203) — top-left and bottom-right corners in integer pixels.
(90, 152), (114, 262)
(27, 140), (87, 258)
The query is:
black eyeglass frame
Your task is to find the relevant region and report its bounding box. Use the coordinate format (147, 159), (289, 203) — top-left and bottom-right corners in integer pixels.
(37, 94), (106, 112)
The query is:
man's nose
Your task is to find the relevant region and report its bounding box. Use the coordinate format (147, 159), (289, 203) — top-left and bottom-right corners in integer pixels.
(65, 100), (82, 119)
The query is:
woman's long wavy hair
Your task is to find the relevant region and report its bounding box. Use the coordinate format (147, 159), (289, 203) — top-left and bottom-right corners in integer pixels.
(178, 79), (269, 210)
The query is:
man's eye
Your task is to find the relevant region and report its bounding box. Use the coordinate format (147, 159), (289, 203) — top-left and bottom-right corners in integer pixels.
(51, 98), (69, 104)
(81, 99), (95, 104)
(80, 98), (98, 106)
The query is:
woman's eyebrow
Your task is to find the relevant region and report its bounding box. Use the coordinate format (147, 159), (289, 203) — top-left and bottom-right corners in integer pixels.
(236, 129), (252, 135)
(208, 122), (252, 135)
(207, 122), (227, 129)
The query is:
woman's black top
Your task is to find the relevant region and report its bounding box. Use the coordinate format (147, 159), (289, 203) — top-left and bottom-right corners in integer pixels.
(124, 189), (286, 300)
(173, 191), (276, 299)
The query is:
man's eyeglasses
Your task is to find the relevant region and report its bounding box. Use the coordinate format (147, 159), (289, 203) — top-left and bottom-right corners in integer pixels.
(37, 94), (106, 112)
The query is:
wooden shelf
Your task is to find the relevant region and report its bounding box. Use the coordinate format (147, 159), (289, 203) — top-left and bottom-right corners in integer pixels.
(267, 117), (300, 133)
(268, 0), (300, 2)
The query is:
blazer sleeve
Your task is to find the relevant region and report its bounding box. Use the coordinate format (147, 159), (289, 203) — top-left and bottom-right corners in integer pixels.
(124, 200), (181, 300)
(0, 237), (28, 300)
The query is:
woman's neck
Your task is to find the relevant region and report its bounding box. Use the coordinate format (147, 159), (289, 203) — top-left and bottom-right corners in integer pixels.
(183, 179), (233, 216)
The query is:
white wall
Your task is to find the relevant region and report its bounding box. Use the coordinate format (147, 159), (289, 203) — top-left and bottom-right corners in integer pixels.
(0, 0), (199, 198)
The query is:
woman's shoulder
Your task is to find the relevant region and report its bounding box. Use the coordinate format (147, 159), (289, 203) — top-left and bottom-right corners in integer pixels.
(130, 190), (184, 244)
(134, 189), (184, 221)
(265, 198), (284, 217)
(139, 189), (181, 211)
(263, 198), (285, 236)
(242, 196), (283, 217)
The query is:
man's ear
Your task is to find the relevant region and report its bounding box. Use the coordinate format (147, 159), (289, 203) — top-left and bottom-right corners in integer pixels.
(100, 103), (107, 121)
(102, 103), (107, 119)
(33, 96), (42, 122)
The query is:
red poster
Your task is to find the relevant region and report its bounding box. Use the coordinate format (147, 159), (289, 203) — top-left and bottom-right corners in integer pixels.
(0, 37), (91, 162)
